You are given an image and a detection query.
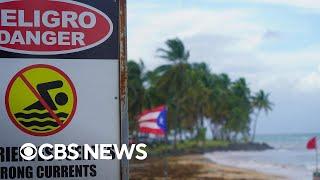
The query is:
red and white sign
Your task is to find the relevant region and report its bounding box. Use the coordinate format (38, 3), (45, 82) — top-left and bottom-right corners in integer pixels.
(0, 1), (122, 179)
(0, 0), (113, 55)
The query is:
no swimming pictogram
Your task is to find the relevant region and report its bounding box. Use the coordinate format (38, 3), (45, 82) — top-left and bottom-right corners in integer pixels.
(5, 64), (77, 136)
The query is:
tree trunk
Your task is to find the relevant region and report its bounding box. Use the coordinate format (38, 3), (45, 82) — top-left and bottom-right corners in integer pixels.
(173, 124), (177, 150)
(173, 109), (179, 150)
(210, 123), (216, 140)
(178, 122), (183, 142)
(200, 115), (205, 153)
(251, 111), (260, 142)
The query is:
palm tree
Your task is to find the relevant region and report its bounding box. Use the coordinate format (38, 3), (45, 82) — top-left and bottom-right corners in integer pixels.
(126, 38), (274, 146)
(128, 60), (146, 136)
(207, 73), (232, 140)
(222, 78), (251, 141)
(157, 38), (190, 63)
(180, 64), (211, 137)
(152, 38), (191, 147)
(251, 90), (273, 141)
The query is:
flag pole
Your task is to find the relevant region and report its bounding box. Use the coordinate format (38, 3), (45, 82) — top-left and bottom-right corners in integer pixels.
(163, 106), (168, 180)
(163, 130), (168, 180)
(317, 139), (319, 173)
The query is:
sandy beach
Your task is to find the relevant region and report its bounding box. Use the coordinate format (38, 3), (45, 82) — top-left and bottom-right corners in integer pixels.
(130, 154), (284, 179)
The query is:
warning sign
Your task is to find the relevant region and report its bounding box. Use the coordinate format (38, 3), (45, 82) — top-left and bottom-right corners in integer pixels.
(0, 0), (125, 179)
(5, 64), (77, 136)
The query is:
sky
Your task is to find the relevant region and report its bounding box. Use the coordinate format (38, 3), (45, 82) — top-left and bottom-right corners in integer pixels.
(127, 0), (320, 134)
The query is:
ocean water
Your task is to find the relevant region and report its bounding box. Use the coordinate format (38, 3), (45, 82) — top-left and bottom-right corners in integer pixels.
(205, 133), (319, 180)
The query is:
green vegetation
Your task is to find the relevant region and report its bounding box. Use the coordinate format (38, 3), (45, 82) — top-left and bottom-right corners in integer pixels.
(251, 90), (273, 141)
(128, 38), (273, 146)
(147, 140), (230, 156)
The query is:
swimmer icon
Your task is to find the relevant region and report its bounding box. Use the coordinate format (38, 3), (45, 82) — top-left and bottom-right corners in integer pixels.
(5, 64), (77, 136)
(24, 80), (69, 111)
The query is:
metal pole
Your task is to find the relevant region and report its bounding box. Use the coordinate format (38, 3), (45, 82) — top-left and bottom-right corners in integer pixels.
(119, 0), (128, 179)
(164, 131), (168, 180)
(316, 144), (319, 173)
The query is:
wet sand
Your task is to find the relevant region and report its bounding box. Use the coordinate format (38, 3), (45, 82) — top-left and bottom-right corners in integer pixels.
(130, 154), (284, 179)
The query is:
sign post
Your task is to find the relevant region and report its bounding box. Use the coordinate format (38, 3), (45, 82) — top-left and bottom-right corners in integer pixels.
(119, 0), (129, 179)
(0, 0), (128, 179)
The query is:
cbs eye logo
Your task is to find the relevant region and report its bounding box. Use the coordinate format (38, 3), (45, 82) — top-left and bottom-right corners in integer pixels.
(20, 143), (37, 161)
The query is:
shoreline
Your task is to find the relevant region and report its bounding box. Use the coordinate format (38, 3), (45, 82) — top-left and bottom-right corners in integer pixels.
(205, 149), (312, 180)
(130, 154), (284, 179)
(200, 155), (285, 179)
(201, 154), (286, 180)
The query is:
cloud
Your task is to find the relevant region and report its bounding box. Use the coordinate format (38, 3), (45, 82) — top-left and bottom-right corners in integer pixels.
(127, 0), (320, 134)
(245, 0), (320, 9)
(258, 46), (320, 71)
(263, 30), (282, 40)
(295, 65), (320, 92)
(183, 34), (266, 73)
(127, 5), (263, 69)
(127, 0), (320, 94)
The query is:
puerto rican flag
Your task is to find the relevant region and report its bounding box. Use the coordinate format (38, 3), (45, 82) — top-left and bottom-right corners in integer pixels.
(138, 105), (167, 135)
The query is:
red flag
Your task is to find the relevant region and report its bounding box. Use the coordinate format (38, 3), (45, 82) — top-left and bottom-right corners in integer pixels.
(307, 137), (317, 150)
